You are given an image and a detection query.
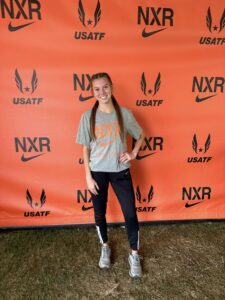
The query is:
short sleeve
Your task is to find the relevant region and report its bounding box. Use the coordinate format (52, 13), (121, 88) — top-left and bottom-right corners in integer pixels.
(125, 110), (143, 140)
(76, 112), (91, 146)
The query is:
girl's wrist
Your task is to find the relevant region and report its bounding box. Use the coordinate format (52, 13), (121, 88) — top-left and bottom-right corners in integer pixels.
(86, 173), (92, 180)
(131, 151), (137, 159)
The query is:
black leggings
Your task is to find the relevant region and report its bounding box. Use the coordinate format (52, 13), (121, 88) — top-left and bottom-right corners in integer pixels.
(90, 168), (139, 250)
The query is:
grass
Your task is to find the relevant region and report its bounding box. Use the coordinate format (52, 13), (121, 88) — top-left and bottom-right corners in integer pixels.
(0, 222), (225, 300)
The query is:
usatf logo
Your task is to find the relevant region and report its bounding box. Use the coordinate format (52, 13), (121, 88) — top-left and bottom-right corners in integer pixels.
(136, 185), (157, 212)
(73, 73), (93, 102)
(136, 72), (164, 107)
(13, 69), (44, 105)
(199, 7), (225, 45)
(182, 186), (211, 208)
(187, 134), (212, 163)
(24, 189), (50, 217)
(74, 0), (105, 40)
(138, 5), (174, 38)
(192, 76), (224, 103)
(76, 189), (93, 211)
(15, 69), (38, 93)
(0, 0), (42, 32)
(15, 137), (51, 162)
(133, 136), (164, 160)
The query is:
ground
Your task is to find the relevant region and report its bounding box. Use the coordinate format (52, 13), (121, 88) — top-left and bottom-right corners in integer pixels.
(0, 222), (225, 300)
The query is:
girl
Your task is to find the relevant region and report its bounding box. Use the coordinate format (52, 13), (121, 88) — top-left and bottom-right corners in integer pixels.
(76, 72), (145, 278)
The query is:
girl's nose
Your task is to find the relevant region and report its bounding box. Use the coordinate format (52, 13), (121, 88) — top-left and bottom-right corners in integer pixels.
(99, 89), (106, 95)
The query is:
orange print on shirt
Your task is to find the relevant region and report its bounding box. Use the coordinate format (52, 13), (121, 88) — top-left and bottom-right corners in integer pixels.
(95, 121), (120, 147)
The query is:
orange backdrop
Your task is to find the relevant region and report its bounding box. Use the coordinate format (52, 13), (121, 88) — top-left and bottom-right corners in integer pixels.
(0, 0), (225, 228)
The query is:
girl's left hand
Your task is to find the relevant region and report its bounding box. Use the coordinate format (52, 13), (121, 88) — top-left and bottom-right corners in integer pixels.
(119, 152), (136, 164)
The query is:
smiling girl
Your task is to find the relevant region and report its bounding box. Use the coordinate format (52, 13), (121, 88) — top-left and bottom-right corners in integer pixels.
(76, 72), (145, 278)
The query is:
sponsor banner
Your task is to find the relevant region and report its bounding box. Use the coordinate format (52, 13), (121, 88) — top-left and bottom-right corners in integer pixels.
(0, 0), (225, 228)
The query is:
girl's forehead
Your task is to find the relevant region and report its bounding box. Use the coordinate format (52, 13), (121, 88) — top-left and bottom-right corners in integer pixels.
(92, 77), (111, 87)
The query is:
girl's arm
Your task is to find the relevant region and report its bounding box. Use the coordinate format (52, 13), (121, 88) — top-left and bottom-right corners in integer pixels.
(83, 145), (99, 195)
(83, 145), (92, 179)
(131, 131), (145, 159)
(119, 131), (145, 163)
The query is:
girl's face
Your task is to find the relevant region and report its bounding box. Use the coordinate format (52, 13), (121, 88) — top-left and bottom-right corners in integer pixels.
(92, 77), (112, 105)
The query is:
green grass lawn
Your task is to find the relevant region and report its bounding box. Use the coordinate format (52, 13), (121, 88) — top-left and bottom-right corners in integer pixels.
(0, 222), (225, 300)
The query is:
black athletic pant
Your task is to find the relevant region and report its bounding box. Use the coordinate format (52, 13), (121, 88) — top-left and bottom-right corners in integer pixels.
(90, 168), (139, 250)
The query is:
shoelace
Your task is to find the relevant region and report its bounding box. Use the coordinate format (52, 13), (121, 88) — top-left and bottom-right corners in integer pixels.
(102, 247), (110, 258)
(132, 254), (143, 262)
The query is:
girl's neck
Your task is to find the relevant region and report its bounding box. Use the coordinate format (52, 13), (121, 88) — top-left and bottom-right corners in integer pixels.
(98, 102), (114, 114)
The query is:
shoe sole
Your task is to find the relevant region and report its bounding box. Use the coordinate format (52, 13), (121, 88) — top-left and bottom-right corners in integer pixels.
(129, 270), (142, 278)
(99, 262), (110, 269)
(99, 265), (110, 270)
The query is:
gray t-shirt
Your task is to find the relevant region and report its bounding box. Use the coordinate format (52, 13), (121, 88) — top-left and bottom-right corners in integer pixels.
(76, 107), (143, 172)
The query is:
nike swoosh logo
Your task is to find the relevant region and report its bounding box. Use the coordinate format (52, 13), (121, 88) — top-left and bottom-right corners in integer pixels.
(142, 27), (167, 38)
(82, 205), (93, 211)
(79, 94), (93, 101)
(21, 153), (45, 162)
(136, 152), (156, 160)
(8, 21), (34, 32)
(195, 94), (217, 103)
(185, 202), (202, 208)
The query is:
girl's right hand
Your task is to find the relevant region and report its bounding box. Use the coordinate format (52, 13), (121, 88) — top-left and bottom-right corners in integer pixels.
(86, 176), (99, 195)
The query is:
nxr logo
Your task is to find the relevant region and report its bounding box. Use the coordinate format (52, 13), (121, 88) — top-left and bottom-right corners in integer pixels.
(73, 73), (93, 101)
(192, 76), (224, 103)
(182, 186), (211, 208)
(76, 189), (93, 211)
(0, 0), (42, 31)
(15, 137), (51, 162)
(138, 6), (174, 38)
(133, 136), (163, 160)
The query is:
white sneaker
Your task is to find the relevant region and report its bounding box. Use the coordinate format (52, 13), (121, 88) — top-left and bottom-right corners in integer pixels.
(128, 253), (142, 278)
(99, 245), (111, 269)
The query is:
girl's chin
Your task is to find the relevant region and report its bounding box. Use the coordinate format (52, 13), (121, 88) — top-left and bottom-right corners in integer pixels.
(98, 98), (111, 104)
